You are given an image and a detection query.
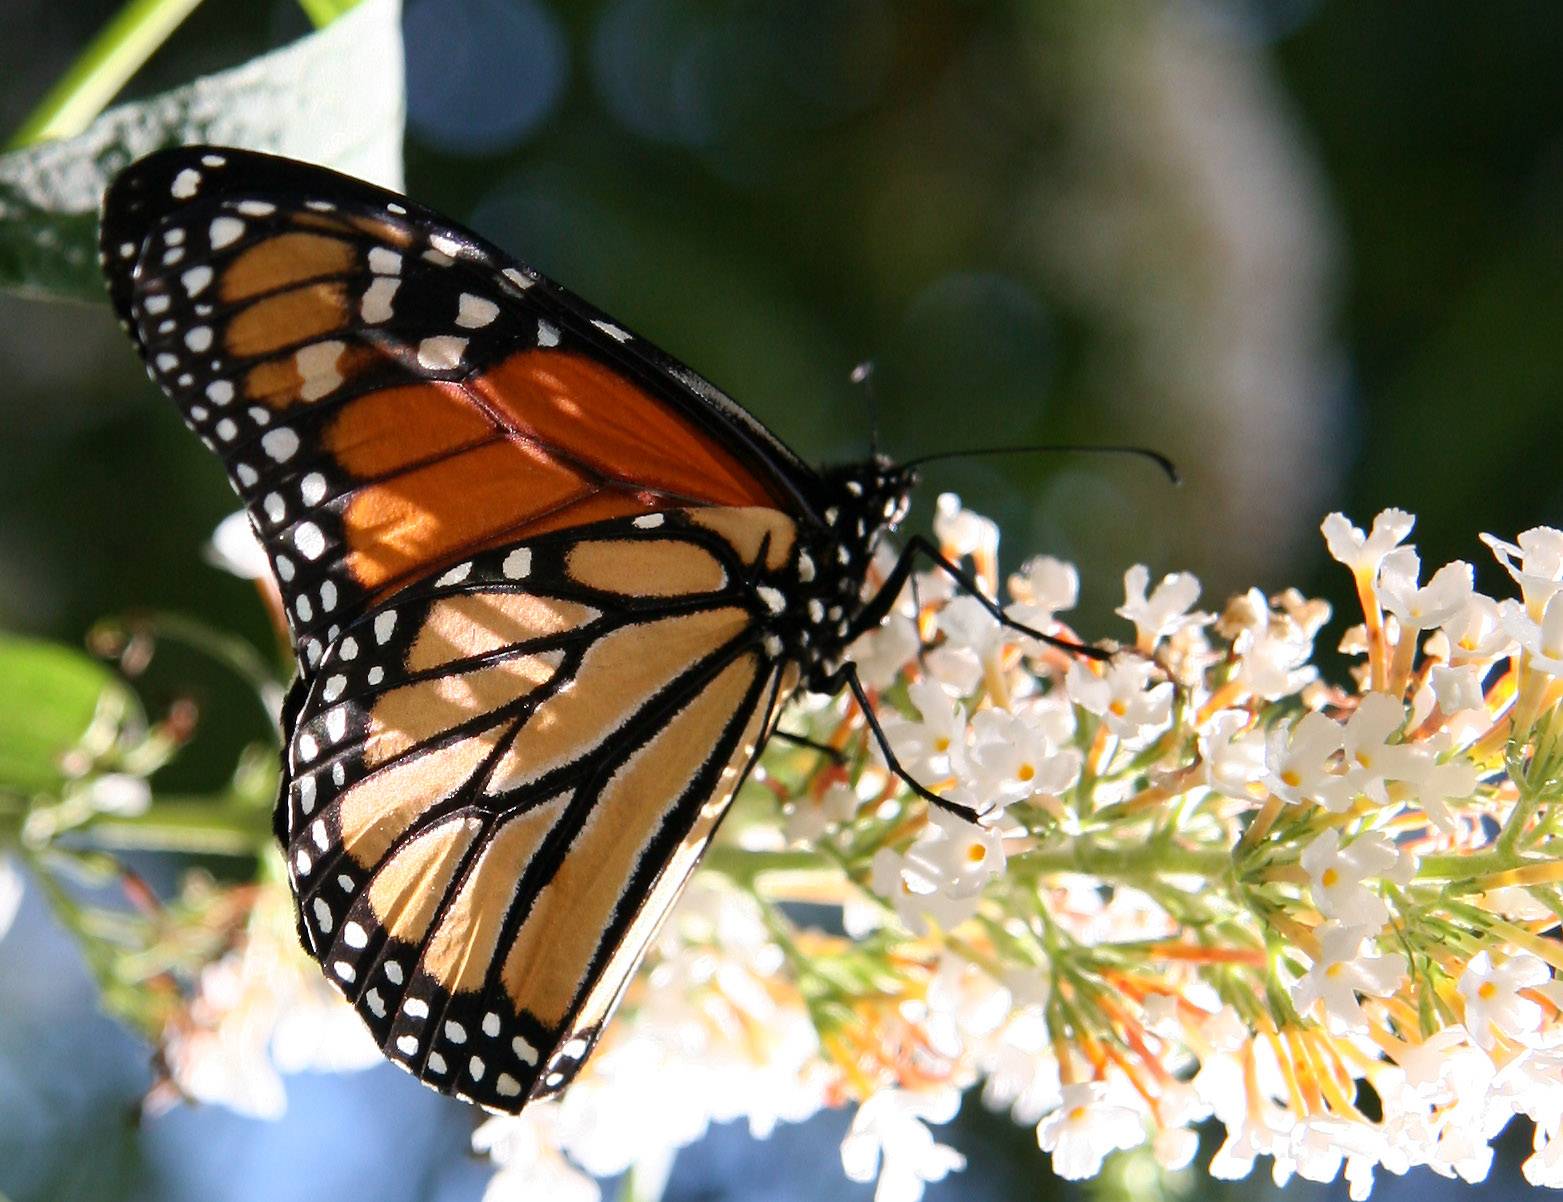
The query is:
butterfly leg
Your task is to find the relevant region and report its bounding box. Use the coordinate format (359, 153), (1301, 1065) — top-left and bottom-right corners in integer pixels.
(851, 535), (1110, 661)
(770, 729), (849, 764)
(812, 661), (987, 823)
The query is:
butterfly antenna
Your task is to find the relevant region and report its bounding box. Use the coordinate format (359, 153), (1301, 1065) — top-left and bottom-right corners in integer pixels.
(904, 442), (1181, 485)
(850, 361), (880, 456)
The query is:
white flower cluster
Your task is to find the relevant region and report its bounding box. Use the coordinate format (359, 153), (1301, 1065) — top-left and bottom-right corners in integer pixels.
(134, 500), (1563, 1201)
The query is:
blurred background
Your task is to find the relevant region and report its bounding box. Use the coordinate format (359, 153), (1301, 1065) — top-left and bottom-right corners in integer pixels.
(1, 1), (1561, 1198)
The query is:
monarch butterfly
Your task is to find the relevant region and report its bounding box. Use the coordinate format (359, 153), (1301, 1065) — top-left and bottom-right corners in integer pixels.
(98, 147), (1078, 1113)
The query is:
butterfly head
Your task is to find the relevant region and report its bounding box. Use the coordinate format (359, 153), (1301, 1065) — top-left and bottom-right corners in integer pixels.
(816, 454), (916, 552)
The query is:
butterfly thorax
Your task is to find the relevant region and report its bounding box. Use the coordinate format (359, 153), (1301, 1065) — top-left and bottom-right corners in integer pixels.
(760, 455), (916, 689)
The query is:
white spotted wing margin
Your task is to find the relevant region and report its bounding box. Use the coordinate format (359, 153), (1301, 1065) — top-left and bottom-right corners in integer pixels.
(275, 510), (793, 1112)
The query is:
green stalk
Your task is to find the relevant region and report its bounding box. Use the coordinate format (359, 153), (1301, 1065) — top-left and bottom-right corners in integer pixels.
(6, 0), (205, 149)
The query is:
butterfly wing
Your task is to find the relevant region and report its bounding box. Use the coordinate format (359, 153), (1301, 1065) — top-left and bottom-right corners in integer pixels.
(99, 146), (818, 668)
(281, 508), (799, 1109)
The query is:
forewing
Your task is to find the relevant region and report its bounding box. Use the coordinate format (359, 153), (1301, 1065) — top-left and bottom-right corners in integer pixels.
(279, 510), (797, 1110)
(99, 146), (813, 669)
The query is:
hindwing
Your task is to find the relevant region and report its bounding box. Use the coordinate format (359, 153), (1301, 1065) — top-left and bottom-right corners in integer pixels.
(279, 509), (796, 1109)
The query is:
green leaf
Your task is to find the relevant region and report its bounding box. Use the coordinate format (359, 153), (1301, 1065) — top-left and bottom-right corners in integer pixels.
(0, 635), (120, 795)
(0, 0), (404, 302)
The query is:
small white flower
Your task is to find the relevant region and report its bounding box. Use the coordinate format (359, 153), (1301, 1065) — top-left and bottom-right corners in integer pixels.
(1377, 549), (1474, 632)
(935, 595), (1004, 658)
(1459, 950), (1550, 1050)
(1482, 526), (1563, 618)
(1500, 592), (1563, 676)
(870, 844), (980, 935)
(903, 805), (1006, 900)
(1036, 1081), (1146, 1180)
(785, 781), (860, 845)
(1227, 588), (1319, 700)
(841, 1087), (966, 1202)
(1299, 829), (1398, 929)
(850, 612), (921, 691)
(1525, 1120), (1563, 1188)
(1006, 555), (1078, 637)
(1116, 565), (1207, 651)
(1200, 710), (1269, 803)
(1322, 509), (1415, 577)
(475, 1107), (600, 1202)
(933, 493), (998, 565)
(1414, 755), (1480, 834)
(1290, 923), (1407, 1033)
(884, 681), (968, 785)
(1264, 711), (1347, 810)
(1440, 593), (1513, 665)
(926, 596), (1003, 693)
(1066, 659), (1173, 743)
(205, 510), (271, 581)
(1430, 663), (1487, 714)
(1339, 692), (1424, 804)
(966, 706), (1080, 805)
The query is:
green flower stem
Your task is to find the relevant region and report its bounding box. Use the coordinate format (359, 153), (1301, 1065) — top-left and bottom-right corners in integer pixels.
(80, 796), (270, 856)
(1418, 846), (1562, 883)
(701, 845), (832, 887)
(1011, 838), (1231, 884)
(6, 0), (205, 149)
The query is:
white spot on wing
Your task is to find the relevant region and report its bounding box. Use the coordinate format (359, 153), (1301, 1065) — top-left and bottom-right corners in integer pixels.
(294, 522), (326, 559)
(416, 335), (468, 370)
(512, 1035), (538, 1065)
(374, 610), (397, 643)
(501, 548), (532, 579)
(456, 293), (499, 328)
(361, 277), (399, 323)
(633, 514), (665, 529)
(536, 320), (560, 348)
(262, 428), (299, 462)
(296, 340), (345, 400)
(207, 380), (234, 405)
(343, 920), (368, 948)
(312, 897), (333, 933)
(501, 267), (532, 290)
(170, 169), (201, 199)
(300, 472), (328, 505)
(591, 319), (631, 342)
(237, 200), (276, 216)
(435, 562), (472, 586)
(209, 216), (245, 249)
(368, 247), (402, 275)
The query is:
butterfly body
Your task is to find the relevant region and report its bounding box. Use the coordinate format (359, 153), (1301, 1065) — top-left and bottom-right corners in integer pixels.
(99, 146), (926, 1111)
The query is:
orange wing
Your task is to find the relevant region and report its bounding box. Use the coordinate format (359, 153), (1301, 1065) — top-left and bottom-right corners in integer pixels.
(100, 147), (811, 667)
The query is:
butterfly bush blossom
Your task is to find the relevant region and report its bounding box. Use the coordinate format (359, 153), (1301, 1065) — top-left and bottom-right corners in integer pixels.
(463, 501), (1563, 1199)
(23, 501), (1563, 1200)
